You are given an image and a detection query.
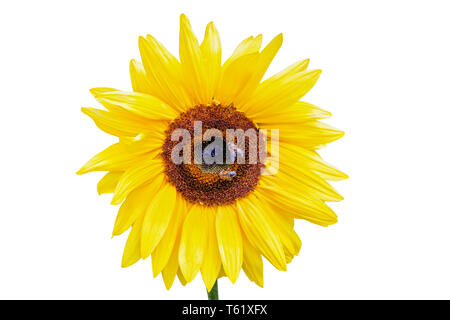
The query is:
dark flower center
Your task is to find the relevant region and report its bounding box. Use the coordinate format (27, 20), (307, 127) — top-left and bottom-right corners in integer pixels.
(162, 102), (265, 206)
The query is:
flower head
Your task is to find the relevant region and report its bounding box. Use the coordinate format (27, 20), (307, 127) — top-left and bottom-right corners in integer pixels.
(78, 14), (346, 291)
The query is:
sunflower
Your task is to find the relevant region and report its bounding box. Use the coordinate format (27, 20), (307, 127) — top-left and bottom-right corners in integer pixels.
(77, 14), (346, 294)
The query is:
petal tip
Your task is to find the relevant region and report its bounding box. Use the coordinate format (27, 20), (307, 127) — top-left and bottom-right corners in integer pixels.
(111, 225), (123, 237)
(110, 196), (122, 205)
(89, 88), (98, 96)
(164, 280), (174, 290)
(229, 274), (238, 284)
(313, 69), (322, 77)
(80, 107), (90, 116)
(205, 279), (217, 293)
(121, 256), (139, 268)
(76, 167), (86, 175)
(180, 13), (190, 25)
(138, 35), (148, 48)
(89, 87), (104, 97)
(180, 264), (198, 283)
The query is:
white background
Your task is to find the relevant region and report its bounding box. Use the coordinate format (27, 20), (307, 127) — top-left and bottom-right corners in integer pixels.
(0, 0), (449, 299)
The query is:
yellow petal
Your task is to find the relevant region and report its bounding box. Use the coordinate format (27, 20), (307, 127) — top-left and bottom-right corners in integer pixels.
(90, 87), (125, 113)
(139, 35), (191, 112)
(244, 69), (322, 119)
(179, 14), (208, 104)
(161, 233), (182, 290)
(121, 214), (144, 268)
(235, 33), (283, 106)
(90, 87), (117, 97)
(257, 178), (338, 226)
(76, 143), (150, 174)
(216, 34), (262, 105)
(223, 34), (262, 68)
(140, 183), (177, 259)
(200, 22), (221, 102)
(254, 101), (331, 124)
(90, 88), (170, 132)
(178, 205), (208, 282)
(119, 130), (166, 154)
(216, 205), (243, 283)
(97, 172), (122, 195)
(263, 59), (310, 82)
(152, 194), (187, 277)
(280, 143), (348, 181)
(81, 107), (152, 137)
(266, 142), (333, 187)
(93, 90), (178, 120)
(242, 234), (264, 287)
(216, 34), (282, 107)
(217, 266), (226, 279)
(111, 159), (164, 205)
(215, 52), (259, 106)
(177, 269), (187, 286)
(282, 157), (343, 201)
(112, 175), (164, 236)
(240, 58), (309, 113)
(200, 206), (222, 292)
(257, 197), (302, 260)
(129, 59), (153, 94)
(236, 195), (286, 271)
(277, 121), (344, 150)
(91, 87), (166, 117)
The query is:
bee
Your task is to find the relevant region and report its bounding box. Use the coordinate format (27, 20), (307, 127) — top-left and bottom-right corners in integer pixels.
(226, 141), (244, 163)
(219, 170), (237, 181)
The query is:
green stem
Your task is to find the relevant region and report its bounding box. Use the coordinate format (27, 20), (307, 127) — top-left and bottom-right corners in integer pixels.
(207, 280), (219, 300)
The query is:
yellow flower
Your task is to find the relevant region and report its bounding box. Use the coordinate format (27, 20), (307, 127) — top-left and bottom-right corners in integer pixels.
(77, 14), (346, 292)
